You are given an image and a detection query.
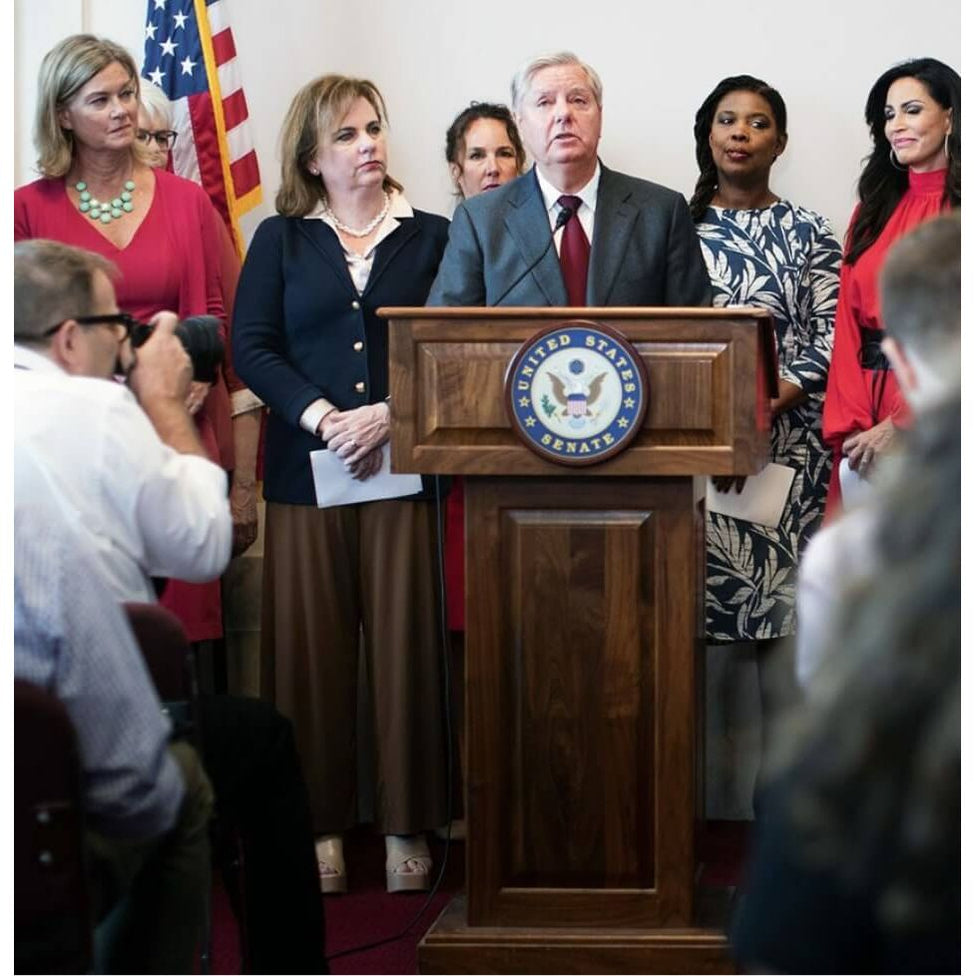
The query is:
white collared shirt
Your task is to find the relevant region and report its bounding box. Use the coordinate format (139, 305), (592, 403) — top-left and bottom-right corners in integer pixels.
(13, 343), (232, 602)
(305, 189), (413, 295)
(535, 163), (601, 253)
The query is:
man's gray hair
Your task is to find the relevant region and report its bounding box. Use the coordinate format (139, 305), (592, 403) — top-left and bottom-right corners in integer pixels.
(510, 51), (603, 111)
(15, 239), (116, 344)
(880, 212), (960, 358)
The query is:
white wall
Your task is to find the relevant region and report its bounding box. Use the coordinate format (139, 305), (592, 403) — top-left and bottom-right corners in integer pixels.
(14, 0), (960, 247)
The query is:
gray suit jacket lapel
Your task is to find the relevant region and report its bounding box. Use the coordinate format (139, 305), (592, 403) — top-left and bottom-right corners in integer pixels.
(503, 171), (567, 307)
(587, 167), (639, 306)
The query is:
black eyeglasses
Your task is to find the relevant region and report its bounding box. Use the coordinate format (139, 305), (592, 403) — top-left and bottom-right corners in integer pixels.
(42, 312), (145, 339)
(136, 128), (178, 149)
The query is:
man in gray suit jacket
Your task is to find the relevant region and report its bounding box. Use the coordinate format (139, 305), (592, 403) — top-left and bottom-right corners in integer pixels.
(427, 51), (711, 308)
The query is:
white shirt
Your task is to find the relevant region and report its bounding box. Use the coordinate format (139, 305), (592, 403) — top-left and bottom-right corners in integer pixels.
(535, 163), (601, 254)
(298, 191), (413, 435)
(795, 506), (878, 688)
(15, 445), (185, 839)
(14, 344), (232, 603)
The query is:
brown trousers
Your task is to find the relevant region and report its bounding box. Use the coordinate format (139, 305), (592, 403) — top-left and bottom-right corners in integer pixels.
(262, 499), (448, 836)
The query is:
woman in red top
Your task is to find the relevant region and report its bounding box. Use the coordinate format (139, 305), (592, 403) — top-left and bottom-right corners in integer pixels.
(822, 58), (959, 513)
(138, 80), (261, 558)
(15, 34), (229, 642)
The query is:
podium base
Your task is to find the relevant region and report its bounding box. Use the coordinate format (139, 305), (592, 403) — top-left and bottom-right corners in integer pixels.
(417, 894), (736, 974)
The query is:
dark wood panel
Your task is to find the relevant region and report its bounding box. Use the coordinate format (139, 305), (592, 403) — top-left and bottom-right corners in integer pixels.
(388, 313), (770, 476)
(419, 897), (735, 974)
(416, 341), (727, 436)
(641, 343), (725, 431)
(418, 341), (519, 435)
(466, 478), (698, 929)
(389, 311), (760, 964)
(407, 443), (748, 476)
(502, 509), (655, 889)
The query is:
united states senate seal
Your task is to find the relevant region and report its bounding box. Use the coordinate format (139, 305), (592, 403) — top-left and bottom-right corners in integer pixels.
(504, 322), (649, 465)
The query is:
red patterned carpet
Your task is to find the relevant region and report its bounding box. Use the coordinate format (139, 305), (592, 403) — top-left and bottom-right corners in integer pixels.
(210, 821), (751, 974)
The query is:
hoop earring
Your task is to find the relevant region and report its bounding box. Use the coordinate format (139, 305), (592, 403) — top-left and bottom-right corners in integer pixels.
(944, 132), (952, 163)
(889, 147), (907, 171)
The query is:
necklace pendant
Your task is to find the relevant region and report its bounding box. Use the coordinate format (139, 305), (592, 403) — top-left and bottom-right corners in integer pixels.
(74, 177), (136, 221)
(326, 192), (392, 237)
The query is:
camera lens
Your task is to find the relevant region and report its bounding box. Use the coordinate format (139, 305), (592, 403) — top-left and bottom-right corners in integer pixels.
(127, 315), (224, 382)
(174, 315), (224, 383)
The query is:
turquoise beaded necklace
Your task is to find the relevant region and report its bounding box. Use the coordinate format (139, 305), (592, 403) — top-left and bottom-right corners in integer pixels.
(75, 179), (136, 223)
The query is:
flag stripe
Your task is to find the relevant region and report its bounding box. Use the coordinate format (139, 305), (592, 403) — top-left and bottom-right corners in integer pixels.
(192, 0), (237, 221)
(169, 98), (202, 184)
(230, 151), (261, 198)
(143, 0), (261, 257)
(206, 0), (229, 32)
(222, 89), (249, 131)
(187, 92), (230, 223)
(225, 122), (252, 162)
(217, 60), (241, 103)
(211, 28), (236, 67)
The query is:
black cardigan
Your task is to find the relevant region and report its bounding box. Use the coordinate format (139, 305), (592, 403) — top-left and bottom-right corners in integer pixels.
(233, 209), (449, 505)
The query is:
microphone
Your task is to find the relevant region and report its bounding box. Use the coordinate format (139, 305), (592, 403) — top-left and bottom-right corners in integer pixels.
(491, 205), (573, 307)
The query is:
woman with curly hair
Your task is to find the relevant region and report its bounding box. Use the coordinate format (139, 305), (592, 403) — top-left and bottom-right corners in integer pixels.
(690, 75), (840, 658)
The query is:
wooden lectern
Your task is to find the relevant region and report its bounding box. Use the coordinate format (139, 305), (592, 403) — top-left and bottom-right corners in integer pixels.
(381, 307), (776, 974)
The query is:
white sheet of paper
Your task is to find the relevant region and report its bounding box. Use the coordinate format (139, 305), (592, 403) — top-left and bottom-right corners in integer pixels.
(837, 456), (876, 508)
(705, 462), (797, 529)
(310, 442), (423, 508)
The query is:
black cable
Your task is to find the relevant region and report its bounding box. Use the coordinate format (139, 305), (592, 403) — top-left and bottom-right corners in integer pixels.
(490, 205), (573, 306)
(326, 474), (455, 962)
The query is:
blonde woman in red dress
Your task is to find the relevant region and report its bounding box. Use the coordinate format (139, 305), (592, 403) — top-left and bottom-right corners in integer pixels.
(15, 34), (232, 644)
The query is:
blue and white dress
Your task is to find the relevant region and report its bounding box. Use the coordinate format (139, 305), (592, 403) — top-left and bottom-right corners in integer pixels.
(697, 201), (841, 642)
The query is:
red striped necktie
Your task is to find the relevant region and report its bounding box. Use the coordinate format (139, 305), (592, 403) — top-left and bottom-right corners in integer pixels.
(557, 194), (590, 307)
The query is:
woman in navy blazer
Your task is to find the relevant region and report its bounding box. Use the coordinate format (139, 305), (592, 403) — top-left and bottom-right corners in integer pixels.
(233, 75), (449, 895)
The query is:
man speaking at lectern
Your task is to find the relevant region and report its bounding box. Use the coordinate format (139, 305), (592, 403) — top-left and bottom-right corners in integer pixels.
(427, 50), (711, 309)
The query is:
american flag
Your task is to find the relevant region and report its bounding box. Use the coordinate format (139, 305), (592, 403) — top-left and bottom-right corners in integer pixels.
(141, 0), (262, 255)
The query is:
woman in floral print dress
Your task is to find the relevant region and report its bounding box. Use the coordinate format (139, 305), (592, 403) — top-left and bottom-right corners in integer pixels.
(690, 75), (841, 649)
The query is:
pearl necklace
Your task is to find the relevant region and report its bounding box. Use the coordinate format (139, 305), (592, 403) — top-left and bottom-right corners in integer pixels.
(75, 179), (136, 223)
(324, 192), (391, 237)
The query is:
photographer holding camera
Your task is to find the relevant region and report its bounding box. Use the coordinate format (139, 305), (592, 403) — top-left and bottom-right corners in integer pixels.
(14, 33), (259, 646)
(14, 240), (231, 595)
(15, 239), (328, 973)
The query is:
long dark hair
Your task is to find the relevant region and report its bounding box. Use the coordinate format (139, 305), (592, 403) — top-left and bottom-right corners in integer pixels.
(689, 75), (787, 222)
(845, 58), (960, 266)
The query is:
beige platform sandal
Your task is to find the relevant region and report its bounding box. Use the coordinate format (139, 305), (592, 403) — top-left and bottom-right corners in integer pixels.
(384, 834), (432, 893)
(316, 834), (347, 894)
